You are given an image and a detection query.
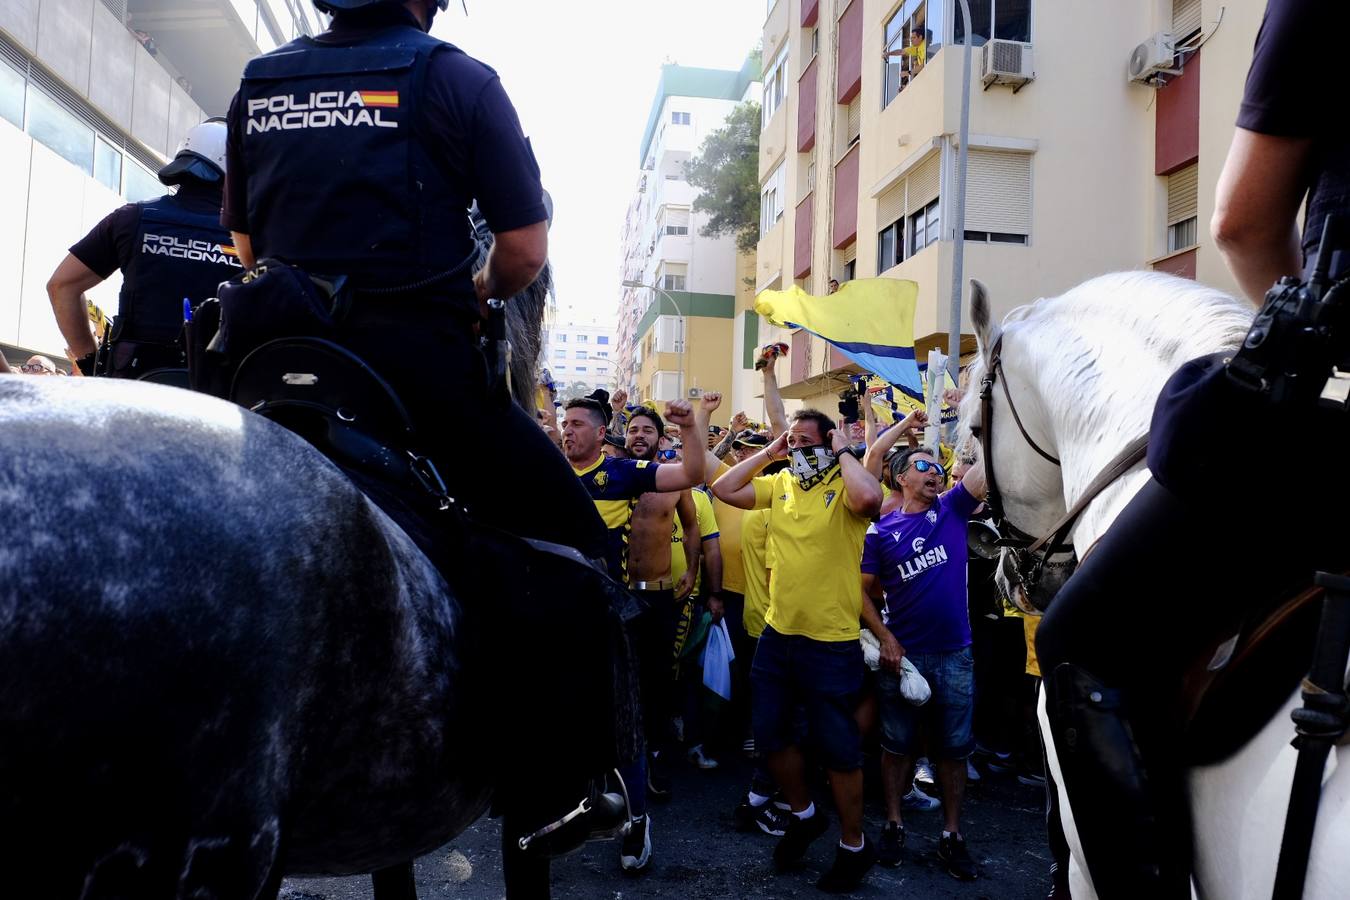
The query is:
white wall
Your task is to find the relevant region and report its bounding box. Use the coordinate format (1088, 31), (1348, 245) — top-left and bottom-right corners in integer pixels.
(1, 120), (124, 356)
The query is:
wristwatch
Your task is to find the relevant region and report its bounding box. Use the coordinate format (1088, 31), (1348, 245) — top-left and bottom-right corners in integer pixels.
(836, 445), (863, 463)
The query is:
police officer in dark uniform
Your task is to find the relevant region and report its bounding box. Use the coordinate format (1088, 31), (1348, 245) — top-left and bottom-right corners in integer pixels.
(222, 2), (616, 892)
(49, 120), (242, 379)
(1035, 2), (1350, 896)
(221, 0), (606, 563)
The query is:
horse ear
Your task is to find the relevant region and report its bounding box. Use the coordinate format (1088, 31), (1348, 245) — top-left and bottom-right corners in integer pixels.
(969, 279), (999, 360)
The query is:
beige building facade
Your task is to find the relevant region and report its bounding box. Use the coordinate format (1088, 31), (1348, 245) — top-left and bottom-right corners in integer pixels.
(757, 0), (1264, 409)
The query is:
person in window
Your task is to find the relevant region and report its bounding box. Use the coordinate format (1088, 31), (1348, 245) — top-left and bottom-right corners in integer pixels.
(901, 28), (929, 84)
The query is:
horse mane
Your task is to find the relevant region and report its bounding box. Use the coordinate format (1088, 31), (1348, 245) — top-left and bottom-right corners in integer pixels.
(469, 206), (552, 417)
(1009, 271), (1250, 461)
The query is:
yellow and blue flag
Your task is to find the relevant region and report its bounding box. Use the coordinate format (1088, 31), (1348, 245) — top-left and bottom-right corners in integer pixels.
(754, 279), (923, 397)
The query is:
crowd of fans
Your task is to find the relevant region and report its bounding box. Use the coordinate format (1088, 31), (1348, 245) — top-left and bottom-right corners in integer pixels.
(546, 348), (1054, 894)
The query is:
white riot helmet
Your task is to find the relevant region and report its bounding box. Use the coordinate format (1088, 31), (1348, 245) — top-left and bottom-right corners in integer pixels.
(157, 117), (227, 186)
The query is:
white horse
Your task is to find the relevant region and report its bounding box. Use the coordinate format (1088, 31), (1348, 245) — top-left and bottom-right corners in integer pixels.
(957, 270), (1350, 899)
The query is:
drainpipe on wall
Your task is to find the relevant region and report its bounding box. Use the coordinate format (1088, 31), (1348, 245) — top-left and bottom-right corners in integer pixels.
(948, 0), (973, 397)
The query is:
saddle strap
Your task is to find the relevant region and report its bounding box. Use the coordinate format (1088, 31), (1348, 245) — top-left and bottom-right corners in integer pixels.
(1027, 434), (1149, 557)
(1272, 573), (1350, 900)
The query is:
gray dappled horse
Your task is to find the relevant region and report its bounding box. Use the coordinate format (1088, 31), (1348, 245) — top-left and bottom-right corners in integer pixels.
(0, 244), (617, 897)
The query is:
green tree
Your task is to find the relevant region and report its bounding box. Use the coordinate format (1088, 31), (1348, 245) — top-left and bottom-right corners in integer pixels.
(556, 380), (597, 407)
(684, 101), (762, 253)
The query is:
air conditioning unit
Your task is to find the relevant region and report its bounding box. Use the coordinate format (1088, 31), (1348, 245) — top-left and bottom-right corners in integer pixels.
(981, 40), (1034, 92)
(1128, 32), (1179, 84)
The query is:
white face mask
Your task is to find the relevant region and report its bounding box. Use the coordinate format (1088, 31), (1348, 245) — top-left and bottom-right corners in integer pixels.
(788, 444), (837, 488)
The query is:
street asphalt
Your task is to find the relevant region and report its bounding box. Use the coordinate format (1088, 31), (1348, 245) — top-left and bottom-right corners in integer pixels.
(282, 751), (1054, 900)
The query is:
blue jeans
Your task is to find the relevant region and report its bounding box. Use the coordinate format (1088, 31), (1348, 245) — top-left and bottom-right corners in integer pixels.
(878, 646), (975, 759)
(750, 626), (864, 772)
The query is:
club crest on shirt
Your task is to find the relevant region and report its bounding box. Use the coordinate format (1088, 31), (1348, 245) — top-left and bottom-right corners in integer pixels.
(594, 470), (609, 489)
(926, 509), (938, 524)
(824, 489), (837, 508)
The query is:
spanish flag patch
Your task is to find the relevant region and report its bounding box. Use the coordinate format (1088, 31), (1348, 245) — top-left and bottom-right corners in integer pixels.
(359, 91), (399, 108)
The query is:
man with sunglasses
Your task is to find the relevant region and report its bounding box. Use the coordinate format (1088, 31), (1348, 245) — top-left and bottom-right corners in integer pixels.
(861, 445), (988, 879)
(20, 356), (61, 376)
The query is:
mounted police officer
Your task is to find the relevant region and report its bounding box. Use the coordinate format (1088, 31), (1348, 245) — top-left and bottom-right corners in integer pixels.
(49, 120), (240, 379)
(220, 2), (622, 893)
(220, 0), (606, 562)
(1036, 1), (1350, 897)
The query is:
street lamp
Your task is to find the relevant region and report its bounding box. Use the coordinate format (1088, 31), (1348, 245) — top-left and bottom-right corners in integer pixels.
(622, 279), (688, 400)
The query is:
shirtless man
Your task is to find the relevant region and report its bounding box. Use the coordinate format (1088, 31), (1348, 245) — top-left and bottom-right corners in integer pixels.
(624, 407), (700, 802)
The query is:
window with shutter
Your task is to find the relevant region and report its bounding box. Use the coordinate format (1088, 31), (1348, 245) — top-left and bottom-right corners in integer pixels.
(659, 262), (688, 291)
(846, 96), (861, 147)
(966, 149), (1031, 238)
(876, 181), (906, 273)
(664, 207), (691, 235)
(907, 152), (941, 213)
(1166, 163), (1199, 252)
(1172, 0), (1202, 40)
(760, 163), (787, 237)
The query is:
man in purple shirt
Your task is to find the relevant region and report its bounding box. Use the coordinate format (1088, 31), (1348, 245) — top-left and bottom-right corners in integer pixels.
(861, 445), (988, 880)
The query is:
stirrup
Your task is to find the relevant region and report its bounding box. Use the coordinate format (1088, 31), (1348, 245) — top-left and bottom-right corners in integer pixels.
(514, 770), (631, 856)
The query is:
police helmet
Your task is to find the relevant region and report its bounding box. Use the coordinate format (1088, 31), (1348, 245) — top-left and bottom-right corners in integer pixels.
(312, 0), (450, 12)
(158, 118), (228, 186)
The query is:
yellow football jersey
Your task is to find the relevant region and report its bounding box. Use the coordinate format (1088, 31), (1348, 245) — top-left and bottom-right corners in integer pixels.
(752, 466), (870, 643)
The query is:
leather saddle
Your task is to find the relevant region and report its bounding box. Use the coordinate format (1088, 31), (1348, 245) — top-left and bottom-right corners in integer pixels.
(229, 337), (431, 502)
(1180, 575), (1343, 765)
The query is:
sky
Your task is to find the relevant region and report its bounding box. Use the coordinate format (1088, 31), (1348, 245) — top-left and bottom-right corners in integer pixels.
(430, 0), (764, 326)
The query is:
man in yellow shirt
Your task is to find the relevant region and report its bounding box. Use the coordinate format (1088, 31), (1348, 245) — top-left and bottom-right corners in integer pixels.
(713, 408), (882, 893)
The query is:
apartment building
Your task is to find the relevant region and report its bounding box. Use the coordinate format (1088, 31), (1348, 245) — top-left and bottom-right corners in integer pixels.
(756, 0), (1263, 409)
(0, 0), (326, 366)
(542, 314), (619, 401)
(615, 60), (761, 425)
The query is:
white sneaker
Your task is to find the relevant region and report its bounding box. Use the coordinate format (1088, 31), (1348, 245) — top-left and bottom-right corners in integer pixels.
(903, 785), (941, 810)
(966, 759), (982, 783)
(915, 758), (935, 785)
(620, 814), (652, 873)
(686, 744), (719, 770)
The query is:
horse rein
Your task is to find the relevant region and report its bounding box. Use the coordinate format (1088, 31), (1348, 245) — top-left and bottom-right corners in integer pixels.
(975, 334), (1149, 595)
(976, 335), (1062, 542)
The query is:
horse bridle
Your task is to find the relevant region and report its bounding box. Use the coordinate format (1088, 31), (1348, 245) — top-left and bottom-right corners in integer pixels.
(975, 335), (1149, 601)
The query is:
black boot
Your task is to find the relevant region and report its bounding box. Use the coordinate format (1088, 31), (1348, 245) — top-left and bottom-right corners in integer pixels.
(1044, 663), (1191, 900)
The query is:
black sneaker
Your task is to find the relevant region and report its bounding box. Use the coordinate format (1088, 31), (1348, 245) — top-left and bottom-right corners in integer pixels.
(816, 837), (877, 893)
(877, 821), (905, 868)
(733, 799), (790, 836)
(620, 814), (652, 874)
(938, 833), (978, 881)
(772, 810), (829, 871)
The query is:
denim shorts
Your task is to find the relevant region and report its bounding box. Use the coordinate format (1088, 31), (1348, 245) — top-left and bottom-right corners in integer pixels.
(877, 646), (975, 759)
(750, 626), (864, 771)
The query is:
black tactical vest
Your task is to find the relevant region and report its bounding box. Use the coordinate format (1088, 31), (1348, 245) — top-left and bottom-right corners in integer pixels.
(118, 193), (242, 344)
(238, 26), (466, 293)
